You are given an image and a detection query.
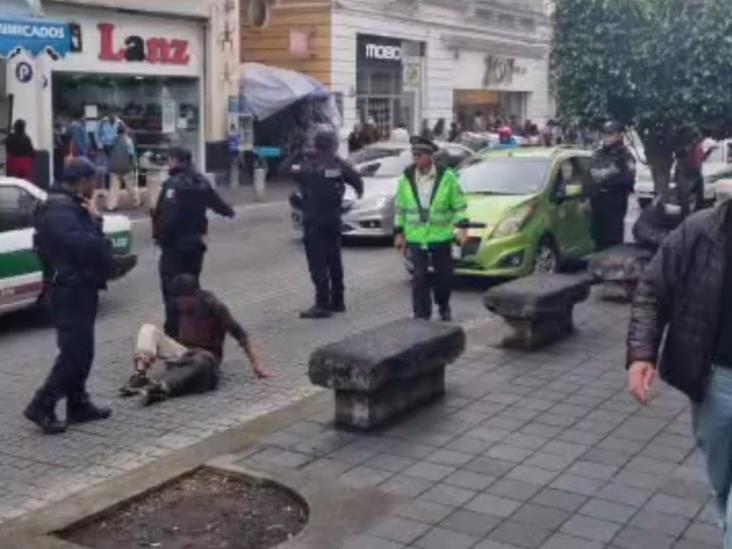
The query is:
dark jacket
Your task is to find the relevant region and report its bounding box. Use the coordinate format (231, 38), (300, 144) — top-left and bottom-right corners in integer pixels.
(5, 132), (34, 157)
(34, 190), (113, 289)
(153, 166), (234, 248)
(627, 201), (731, 402)
(590, 143), (636, 195)
(288, 155), (364, 227)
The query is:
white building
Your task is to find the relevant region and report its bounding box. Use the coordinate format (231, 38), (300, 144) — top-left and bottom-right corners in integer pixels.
(2, 0), (240, 185)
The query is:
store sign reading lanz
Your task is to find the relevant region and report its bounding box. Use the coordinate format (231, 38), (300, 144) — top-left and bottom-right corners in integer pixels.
(98, 23), (190, 65)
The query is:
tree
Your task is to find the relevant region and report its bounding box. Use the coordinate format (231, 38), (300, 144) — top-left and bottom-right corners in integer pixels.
(551, 0), (732, 194)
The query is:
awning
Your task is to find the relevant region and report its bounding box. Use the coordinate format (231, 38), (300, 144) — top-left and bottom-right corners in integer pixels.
(0, 15), (71, 58)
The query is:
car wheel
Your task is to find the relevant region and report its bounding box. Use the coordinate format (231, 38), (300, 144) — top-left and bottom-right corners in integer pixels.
(534, 238), (559, 274)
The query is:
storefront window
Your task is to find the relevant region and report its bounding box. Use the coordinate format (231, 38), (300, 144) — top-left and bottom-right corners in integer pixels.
(52, 73), (200, 178)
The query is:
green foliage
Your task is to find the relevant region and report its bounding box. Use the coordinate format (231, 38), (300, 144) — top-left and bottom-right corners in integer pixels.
(552, 0), (732, 158)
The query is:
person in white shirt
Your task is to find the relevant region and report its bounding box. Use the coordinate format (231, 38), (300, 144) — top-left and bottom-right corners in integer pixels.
(390, 122), (410, 143)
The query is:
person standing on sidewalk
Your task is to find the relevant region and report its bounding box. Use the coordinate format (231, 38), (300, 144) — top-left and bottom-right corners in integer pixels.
(24, 157), (113, 435)
(107, 125), (139, 211)
(287, 127), (364, 319)
(627, 190), (732, 548)
(5, 119), (35, 182)
(152, 148), (235, 337)
(394, 136), (468, 321)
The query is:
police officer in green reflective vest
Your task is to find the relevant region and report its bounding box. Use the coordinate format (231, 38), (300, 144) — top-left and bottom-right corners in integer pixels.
(395, 136), (468, 321)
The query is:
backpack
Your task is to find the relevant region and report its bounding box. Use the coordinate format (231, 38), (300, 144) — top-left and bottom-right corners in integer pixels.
(108, 136), (132, 175)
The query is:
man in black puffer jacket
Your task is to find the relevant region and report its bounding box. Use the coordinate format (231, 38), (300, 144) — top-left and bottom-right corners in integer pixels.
(627, 196), (732, 546)
(153, 148), (235, 337)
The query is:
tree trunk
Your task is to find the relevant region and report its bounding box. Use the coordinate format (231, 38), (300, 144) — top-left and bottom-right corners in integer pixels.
(643, 138), (675, 197)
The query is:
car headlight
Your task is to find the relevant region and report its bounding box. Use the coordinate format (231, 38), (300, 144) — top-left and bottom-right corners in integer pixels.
(354, 195), (390, 211)
(491, 201), (537, 239)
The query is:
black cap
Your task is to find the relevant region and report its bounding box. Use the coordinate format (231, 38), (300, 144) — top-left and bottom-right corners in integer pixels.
(168, 147), (193, 166)
(410, 136), (439, 154)
(62, 157), (99, 184)
(602, 120), (624, 135)
(314, 126), (338, 153)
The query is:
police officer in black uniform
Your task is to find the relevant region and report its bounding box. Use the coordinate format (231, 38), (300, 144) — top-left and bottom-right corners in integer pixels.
(590, 121), (636, 250)
(24, 158), (114, 435)
(288, 127), (364, 319)
(153, 148), (235, 337)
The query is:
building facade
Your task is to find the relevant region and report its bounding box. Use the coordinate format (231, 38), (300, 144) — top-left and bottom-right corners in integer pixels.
(241, 0), (551, 136)
(3, 0), (240, 182)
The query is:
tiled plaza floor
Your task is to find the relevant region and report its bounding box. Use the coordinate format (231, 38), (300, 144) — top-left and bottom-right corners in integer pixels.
(236, 293), (718, 549)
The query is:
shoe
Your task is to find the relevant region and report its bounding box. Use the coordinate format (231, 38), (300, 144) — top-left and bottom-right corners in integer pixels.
(119, 373), (150, 397)
(328, 301), (346, 313)
(67, 399), (112, 424)
(24, 399), (66, 435)
(140, 382), (169, 407)
(439, 307), (452, 322)
(299, 306), (332, 319)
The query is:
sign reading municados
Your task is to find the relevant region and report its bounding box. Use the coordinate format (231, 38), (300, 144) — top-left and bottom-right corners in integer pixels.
(0, 20), (67, 40)
(0, 18), (71, 57)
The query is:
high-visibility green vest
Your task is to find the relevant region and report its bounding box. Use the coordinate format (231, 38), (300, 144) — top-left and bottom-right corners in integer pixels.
(395, 165), (468, 247)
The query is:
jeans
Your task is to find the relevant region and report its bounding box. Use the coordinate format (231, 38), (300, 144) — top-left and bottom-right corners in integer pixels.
(692, 365), (732, 548)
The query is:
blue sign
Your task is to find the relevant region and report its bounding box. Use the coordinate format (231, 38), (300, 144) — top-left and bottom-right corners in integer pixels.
(0, 18), (71, 58)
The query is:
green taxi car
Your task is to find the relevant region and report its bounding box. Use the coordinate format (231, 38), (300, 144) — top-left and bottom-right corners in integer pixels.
(452, 147), (595, 278)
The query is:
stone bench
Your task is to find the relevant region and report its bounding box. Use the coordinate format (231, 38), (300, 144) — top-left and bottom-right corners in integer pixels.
(484, 273), (592, 350)
(588, 244), (654, 303)
(308, 319), (465, 430)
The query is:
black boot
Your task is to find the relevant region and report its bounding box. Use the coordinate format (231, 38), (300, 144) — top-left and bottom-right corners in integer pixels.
(24, 393), (66, 435)
(439, 306), (452, 322)
(67, 394), (112, 424)
(299, 305), (332, 319)
(140, 381), (170, 407)
(328, 297), (346, 313)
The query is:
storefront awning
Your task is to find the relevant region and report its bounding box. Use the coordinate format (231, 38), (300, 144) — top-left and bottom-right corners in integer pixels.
(0, 16), (71, 59)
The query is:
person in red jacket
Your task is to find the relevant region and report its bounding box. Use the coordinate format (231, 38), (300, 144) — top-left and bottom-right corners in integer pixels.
(5, 119), (35, 182)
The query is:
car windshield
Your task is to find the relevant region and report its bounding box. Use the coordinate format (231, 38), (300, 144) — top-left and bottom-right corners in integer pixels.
(349, 147), (404, 165)
(459, 159), (551, 195)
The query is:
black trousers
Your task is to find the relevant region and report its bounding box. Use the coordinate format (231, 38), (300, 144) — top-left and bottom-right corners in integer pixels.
(410, 244), (453, 320)
(38, 286), (99, 405)
(304, 223), (343, 308)
(159, 245), (205, 337)
(163, 351), (220, 397)
(591, 192), (629, 251)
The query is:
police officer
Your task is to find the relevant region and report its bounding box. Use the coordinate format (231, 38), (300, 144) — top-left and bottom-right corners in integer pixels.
(24, 158), (114, 435)
(289, 127), (364, 319)
(395, 137), (468, 321)
(153, 148), (235, 337)
(590, 121), (636, 250)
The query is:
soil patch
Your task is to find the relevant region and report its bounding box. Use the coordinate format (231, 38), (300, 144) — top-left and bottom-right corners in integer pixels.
(59, 468), (308, 549)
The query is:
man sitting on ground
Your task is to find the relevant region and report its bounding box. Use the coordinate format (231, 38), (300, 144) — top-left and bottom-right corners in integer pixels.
(120, 274), (270, 404)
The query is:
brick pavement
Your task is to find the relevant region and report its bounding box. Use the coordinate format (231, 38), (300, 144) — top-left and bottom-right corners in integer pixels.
(0, 202), (487, 522)
(235, 295), (718, 549)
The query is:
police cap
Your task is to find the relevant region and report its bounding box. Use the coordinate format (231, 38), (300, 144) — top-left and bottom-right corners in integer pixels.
(62, 157), (99, 185)
(410, 136), (439, 155)
(168, 147), (193, 166)
(314, 126), (338, 153)
(602, 120), (624, 135)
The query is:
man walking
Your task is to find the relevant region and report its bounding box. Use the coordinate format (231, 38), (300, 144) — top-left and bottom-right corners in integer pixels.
(153, 148), (235, 337)
(395, 136), (468, 321)
(288, 127), (364, 319)
(119, 274), (270, 405)
(24, 158), (114, 434)
(627, 189), (732, 547)
(589, 120), (636, 250)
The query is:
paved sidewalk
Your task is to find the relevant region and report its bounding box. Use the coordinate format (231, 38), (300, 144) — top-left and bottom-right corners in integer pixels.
(235, 294), (717, 549)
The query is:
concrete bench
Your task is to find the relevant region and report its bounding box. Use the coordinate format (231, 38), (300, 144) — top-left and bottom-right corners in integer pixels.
(484, 273), (592, 350)
(588, 244), (654, 303)
(309, 319), (465, 430)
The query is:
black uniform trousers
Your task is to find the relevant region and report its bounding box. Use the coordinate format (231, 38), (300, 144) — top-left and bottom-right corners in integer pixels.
(38, 285), (99, 405)
(304, 222), (344, 308)
(159, 245), (205, 337)
(591, 191), (629, 251)
(410, 244), (453, 320)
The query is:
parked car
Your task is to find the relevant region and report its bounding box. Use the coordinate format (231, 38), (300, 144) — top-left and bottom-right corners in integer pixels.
(423, 147), (596, 279)
(290, 141), (474, 238)
(634, 139), (732, 209)
(0, 177), (137, 317)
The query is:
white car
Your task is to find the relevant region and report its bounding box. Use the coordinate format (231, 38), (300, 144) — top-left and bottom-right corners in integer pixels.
(0, 178), (137, 316)
(290, 141), (474, 238)
(634, 139), (732, 209)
